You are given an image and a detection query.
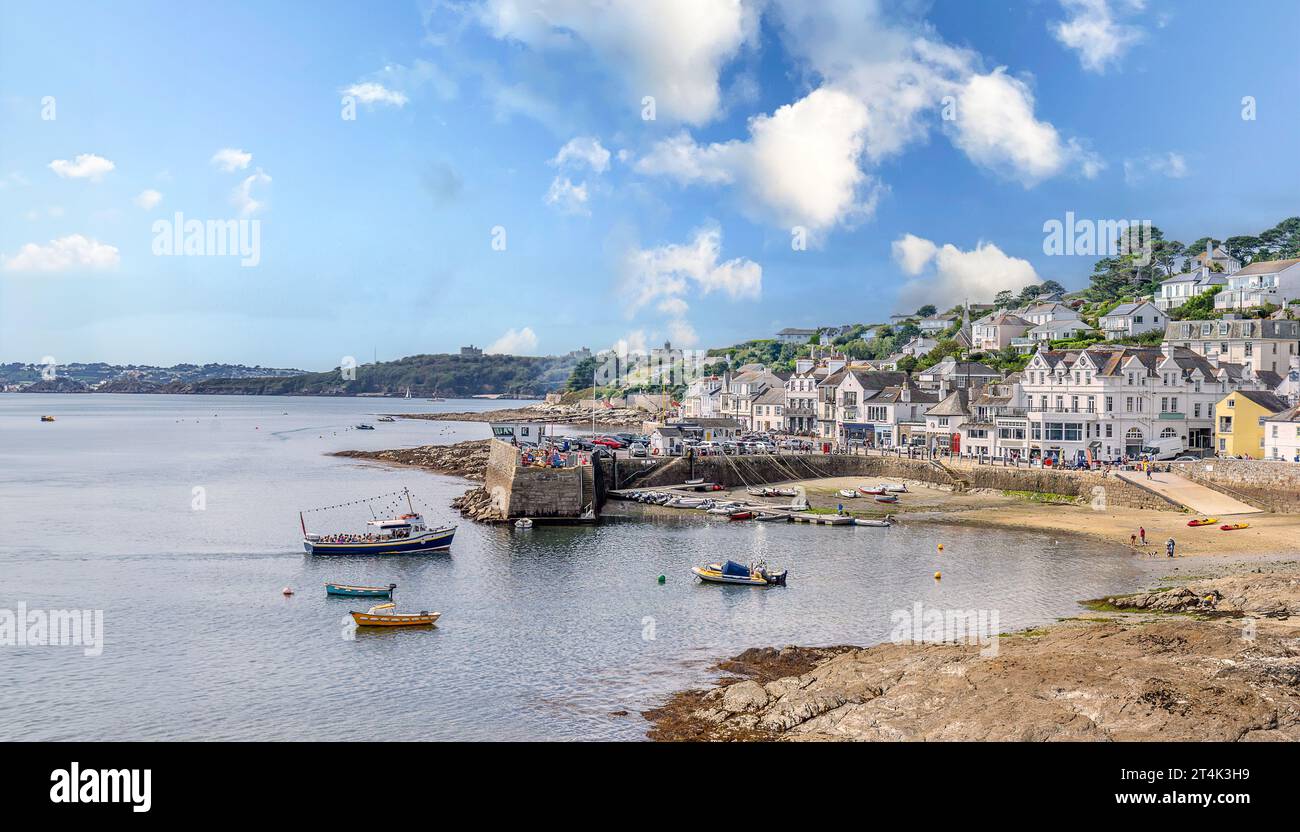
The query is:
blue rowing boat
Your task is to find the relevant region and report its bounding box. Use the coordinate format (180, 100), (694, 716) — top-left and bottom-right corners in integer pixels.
(326, 582), (396, 597)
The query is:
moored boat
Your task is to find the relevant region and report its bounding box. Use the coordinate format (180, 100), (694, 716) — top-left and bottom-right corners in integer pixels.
(1187, 517), (1218, 527)
(355, 423), (375, 430)
(727, 510), (754, 521)
(858, 486), (886, 496)
(514, 518), (534, 529)
(350, 602), (440, 627)
(692, 560), (787, 586)
(755, 512), (789, 522)
(40, 415), (56, 422)
(301, 488), (456, 555)
(376, 416), (396, 422)
(853, 517), (893, 527)
(326, 582), (396, 597)
(874, 494), (899, 504)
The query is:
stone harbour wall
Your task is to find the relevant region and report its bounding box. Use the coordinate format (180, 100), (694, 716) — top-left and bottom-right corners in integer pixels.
(1172, 459), (1300, 514)
(484, 439), (586, 518)
(613, 452), (1178, 512)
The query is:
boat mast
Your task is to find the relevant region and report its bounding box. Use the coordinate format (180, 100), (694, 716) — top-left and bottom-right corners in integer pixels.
(299, 511), (306, 536)
(404, 487), (414, 514)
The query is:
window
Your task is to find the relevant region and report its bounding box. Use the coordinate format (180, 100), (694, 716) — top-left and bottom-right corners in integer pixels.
(1105, 395), (1113, 412)
(1161, 427), (1177, 439)
(1105, 424), (1113, 438)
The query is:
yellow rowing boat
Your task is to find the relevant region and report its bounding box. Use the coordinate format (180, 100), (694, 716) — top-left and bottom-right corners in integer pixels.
(349, 602), (440, 627)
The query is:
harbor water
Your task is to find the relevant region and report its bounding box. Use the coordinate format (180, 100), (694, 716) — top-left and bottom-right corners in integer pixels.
(0, 394), (1153, 740)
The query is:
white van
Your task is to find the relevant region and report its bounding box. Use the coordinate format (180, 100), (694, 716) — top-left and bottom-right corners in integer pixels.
(1140, 437), (1186, 461)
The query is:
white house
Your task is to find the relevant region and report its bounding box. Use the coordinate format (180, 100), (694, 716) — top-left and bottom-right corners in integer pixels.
(919, 313), (957, 334)
(1017, 301), (1079, 327)
(923, 389), (971, 453)
(649, 426), (686, 456)
(1164, 317), (1300, 376)
(682, 375), (723, 418)
(898, 336), (937, 358)
(1155, 271), (1227, 312)
(1099, 301), (1163, 340)
(776, 327), (818, 344)
(1263, 404), (1300, 462)
(859, 380), (937, 448)
(971, 311), (1032, 351)
(1214, 257), (1300, 312)
(1013, 318), (1093, 353)
(915, 357), (1001, 392)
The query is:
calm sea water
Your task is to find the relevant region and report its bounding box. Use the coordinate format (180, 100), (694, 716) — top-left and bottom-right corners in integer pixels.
(1, 394), (1153, 741)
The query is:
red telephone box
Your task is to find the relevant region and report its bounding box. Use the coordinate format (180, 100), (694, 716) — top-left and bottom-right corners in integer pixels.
(950, 433), (960, 454)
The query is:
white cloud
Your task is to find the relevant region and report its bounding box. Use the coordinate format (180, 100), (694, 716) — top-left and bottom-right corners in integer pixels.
(550, 136), (611, 173)
(3, 234), (120, 272)
(1123, 151), (1189, 185)
(891, 234), (939, 276)
(210, 148), (253, 172)
(340, 81), (409, 107)
(949, 68), (1103, 186)
(134, 189), (163, 210)
(232, 169), (271, 216)
(1052, 0), (1146, 73)
(48, 153), (115, 182)
(634, 1), (1097, 231)
(636, 87), (879, 232)
(621, 223), (759, 314)
(473, 0), (758, 124)
(543, 176), (589, 215)
(893, 235), (1040, 311)
(486, 326), (539, 355)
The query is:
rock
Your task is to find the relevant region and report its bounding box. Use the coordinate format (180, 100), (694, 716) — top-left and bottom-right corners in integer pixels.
(721, 681), (768, 714)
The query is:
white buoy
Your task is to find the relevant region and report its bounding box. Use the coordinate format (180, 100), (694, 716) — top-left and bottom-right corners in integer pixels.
(282, 586), (294, 596)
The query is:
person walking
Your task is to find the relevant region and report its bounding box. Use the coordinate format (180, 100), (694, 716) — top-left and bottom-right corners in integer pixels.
(1166, 537), (1176, 558)
(1139, 526), (1147, 545)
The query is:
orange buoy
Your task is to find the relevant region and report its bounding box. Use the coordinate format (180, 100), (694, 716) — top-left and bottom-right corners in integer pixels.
(933, 571), (942, 580)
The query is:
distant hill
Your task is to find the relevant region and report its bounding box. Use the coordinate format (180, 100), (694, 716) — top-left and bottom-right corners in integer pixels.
(1, 361), (305, 389)
(187, 353), (577, 398)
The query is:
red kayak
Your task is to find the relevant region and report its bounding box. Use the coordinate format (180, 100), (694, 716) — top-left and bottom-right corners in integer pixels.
(1219, 523), (1249, 531)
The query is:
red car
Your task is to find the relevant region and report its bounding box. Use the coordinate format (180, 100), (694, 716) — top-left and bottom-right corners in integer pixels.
(591, 437), (623, 449)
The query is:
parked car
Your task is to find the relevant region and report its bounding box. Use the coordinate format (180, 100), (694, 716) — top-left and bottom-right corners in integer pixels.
(629, 442), (647, 458)
(591, 437), (622, 449)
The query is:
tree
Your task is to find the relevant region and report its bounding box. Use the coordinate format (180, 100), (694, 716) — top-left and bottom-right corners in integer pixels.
(994, 290), (1014, 308)
(915, 304), (937, 317)
(566, 354), (599, 391)
(1039, 279), (1066, 296)
(1168, 289), (1220, 321)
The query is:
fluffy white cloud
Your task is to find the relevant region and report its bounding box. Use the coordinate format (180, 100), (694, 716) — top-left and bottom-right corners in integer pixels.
(486, 326), (539, 355)
(621, 223), (759, 314)
(232, 169), (271, 216)
(893, 235), (1040, 311)
(48, 153), (115, 182)
(1123, 151), (1189, 185)
(635, 1), (1097, 231)
(636, 87), (878, 232)
(550, 136), (610, 173)
(134, 189), (163, 210)
(210, 148), (253, 172)
(891, 234), (939, 276)
(3, 234), (120, 272)
(340, 81), (408, 107)
(474, 0), (757, 124)
(1052, 0), (1146, 73)
(950, 68), (1102, 186)
(543, 176), (589, 215)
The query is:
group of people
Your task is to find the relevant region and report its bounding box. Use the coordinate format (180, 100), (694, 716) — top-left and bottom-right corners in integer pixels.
(1130, 526), (1177, 557)
(519, 446), (582, 469)
(317, 528), (410, 544)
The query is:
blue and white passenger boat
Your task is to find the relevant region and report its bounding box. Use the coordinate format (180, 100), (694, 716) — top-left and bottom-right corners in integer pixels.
(300, 488), (456, 555)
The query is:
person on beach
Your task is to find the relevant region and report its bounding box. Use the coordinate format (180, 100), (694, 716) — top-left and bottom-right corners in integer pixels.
(1166, 538), (1176, 558)
(1139, 526), (1147, 545)
(1130, 532), (1137, 545)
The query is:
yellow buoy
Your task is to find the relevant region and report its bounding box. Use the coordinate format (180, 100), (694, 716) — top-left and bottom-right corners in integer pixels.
(933, 571), (942, 580)
(937, 543), (944, 552)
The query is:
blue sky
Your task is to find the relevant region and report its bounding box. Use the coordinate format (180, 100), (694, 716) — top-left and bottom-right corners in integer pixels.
(2, 0), (1297, 369)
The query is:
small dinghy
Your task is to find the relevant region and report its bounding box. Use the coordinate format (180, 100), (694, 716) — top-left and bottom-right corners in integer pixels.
(838, 488), (859, 498)
(349, 602), (440, 627)
(692, 560), (787, 586)
(515, 518), (534, 529)
(881, 483), (909, 493)
(40, 415), (56, 422)
(684, 478), (706, 486)
(1187, 517), (1218, 527)
(355, 423), (375, 430)
(858, 486), (886, 496)
(727, 511), (754, 521)
(755, 512), (789, 522)
(1219, 523), (1250, 531)
(327, 582), (396, 597)
(376, 416), (396, 422)
(874, 494), (900, 504)
(853, 517), (892, 527)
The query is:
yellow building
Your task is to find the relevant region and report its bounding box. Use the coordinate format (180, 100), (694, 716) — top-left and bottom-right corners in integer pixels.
(1215, 390), (1290, 458)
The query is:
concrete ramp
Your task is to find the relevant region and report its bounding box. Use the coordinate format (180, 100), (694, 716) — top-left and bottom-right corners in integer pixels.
(1116, 471), (1261, 516)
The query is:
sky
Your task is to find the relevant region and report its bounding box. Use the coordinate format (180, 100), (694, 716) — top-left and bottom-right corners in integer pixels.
(1, 0), (1297, 370)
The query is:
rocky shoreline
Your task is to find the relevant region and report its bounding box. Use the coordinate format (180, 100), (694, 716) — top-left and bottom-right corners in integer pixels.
(332, 439), (491, 480)
(644, 564), (1300, 741)
(397, 401), (645, 427)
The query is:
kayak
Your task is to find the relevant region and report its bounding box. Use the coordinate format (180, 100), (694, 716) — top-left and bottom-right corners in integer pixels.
(1187, 517), (1218, 527)
(1219, 523), (1250, 531)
